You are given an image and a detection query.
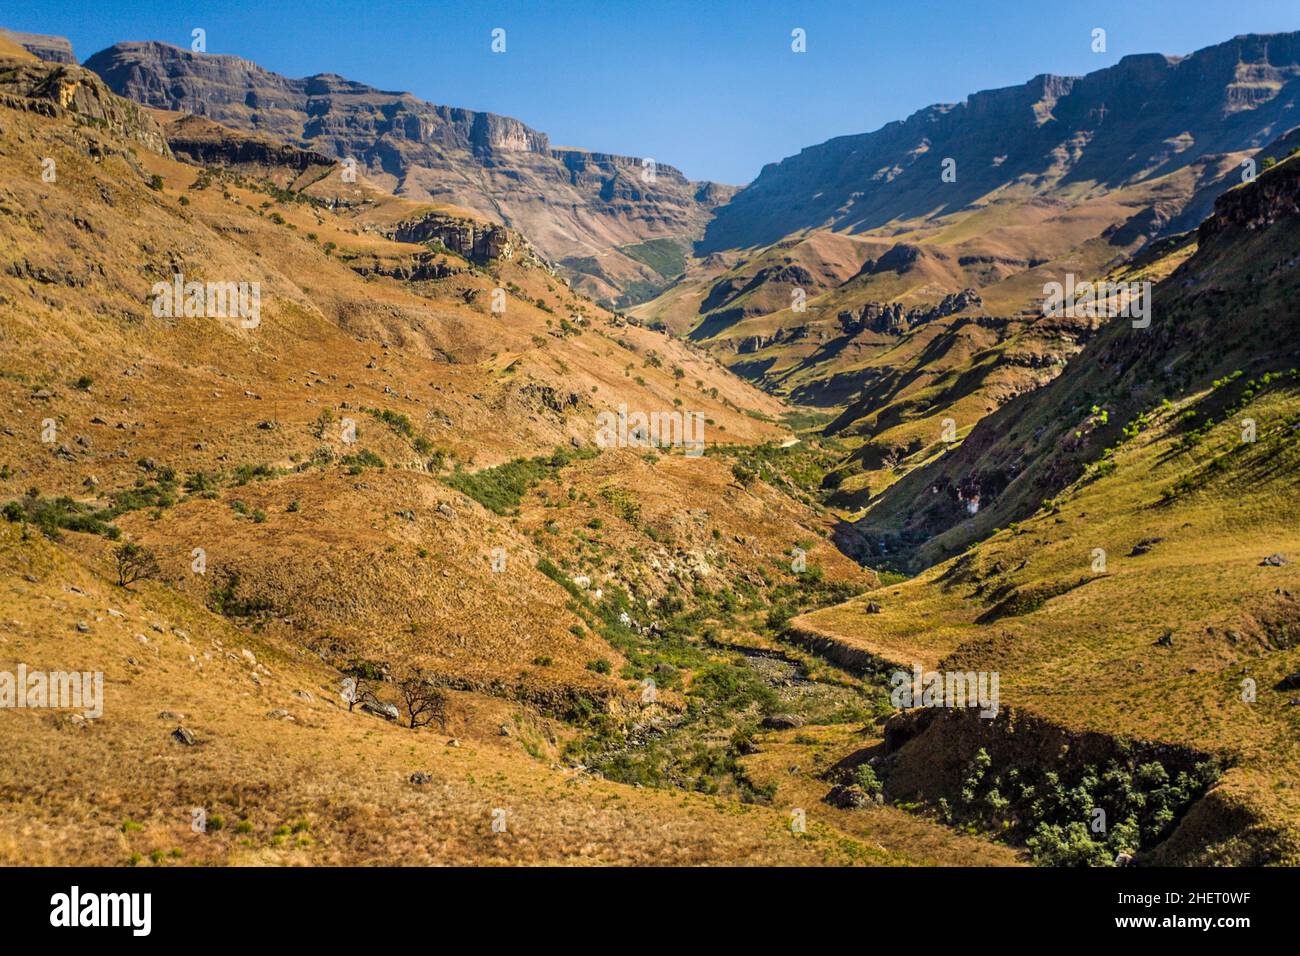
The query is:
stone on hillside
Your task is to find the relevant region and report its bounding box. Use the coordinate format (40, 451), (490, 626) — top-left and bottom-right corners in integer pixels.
(762, 713), (805, 730)
(170, 727), (196, 746)
(1261, 553), (1289, 566)
(1129, 537), (1165, 556)
(825, 784), (870, 809)
(361, 700), (400, 721)
(409, 771), (432, 785)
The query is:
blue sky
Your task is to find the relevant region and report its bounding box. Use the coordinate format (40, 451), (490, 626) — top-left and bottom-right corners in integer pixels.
(3, 0), (1297, 184)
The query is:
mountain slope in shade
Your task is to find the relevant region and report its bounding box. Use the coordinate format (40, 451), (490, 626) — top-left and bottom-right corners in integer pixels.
(83, 40), (734, 305)
(853, 146), (1300, 570)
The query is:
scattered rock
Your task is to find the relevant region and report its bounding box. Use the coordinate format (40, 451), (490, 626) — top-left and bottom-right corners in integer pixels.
(75, 621), (89, 633)
(409, 771), (432, 785)
(1155, 630), (1174, 647)
(157, 710), (185, 721)
(825, 784), (870, 809)
(866, 601), (883, 614)
(762, 713), (805, 730)
(170, 727), (197, 746)
(446, 738), (461, 748)
(498, 724), (513, 737)
(1276, 673), (1300, 691)
(1261, 553), (1289, 567)
(436, 502), (455, 519)
(1129, 537), (1165, 556)
(266, 709), (294, 721)
(1114, 852), (1134, 866)
(361, 700), (400, 721)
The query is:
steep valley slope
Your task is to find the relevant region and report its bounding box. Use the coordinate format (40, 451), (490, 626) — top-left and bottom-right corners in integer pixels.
(0, 41), (1016, 866)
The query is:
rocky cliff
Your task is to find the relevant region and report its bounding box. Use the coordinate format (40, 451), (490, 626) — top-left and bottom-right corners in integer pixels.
(0, 54), (170, 158)
(3, 30), (74, 63)
(702, 33), (1300, 253)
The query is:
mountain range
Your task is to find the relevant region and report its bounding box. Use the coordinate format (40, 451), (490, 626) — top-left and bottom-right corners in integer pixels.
(83, 39), (734, 306)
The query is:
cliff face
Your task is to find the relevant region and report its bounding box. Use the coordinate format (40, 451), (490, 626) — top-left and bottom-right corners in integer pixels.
(84, 41), (732, 298)
(702, 33), (1300, 253)
(389, 210), (536, 265)
(3, 30), (75, 63)
(163, 113), (335, 173)
(0, 55), (171, 158)
(1199, 149), (1300, 243)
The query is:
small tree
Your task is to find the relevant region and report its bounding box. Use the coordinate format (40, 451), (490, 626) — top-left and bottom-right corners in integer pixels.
(340, 659), (383, 712)
(396, 671), (448, 730)
(114, 542), (159, 588)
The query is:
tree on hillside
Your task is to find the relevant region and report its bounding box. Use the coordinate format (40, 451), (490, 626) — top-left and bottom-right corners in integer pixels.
(114, 542), (160, 588)
(340, 658), (384, 712)
(396, 671), (449, 730)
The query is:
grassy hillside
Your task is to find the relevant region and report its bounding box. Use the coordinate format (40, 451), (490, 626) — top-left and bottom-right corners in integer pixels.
(0, 48), (1015, 866)
(788, 152), (1300, 866)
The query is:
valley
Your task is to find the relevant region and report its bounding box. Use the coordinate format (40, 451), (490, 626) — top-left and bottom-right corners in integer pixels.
(0, 18), (1298, 870)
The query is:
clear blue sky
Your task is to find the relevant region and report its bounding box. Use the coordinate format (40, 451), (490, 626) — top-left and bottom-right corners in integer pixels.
(3, 0), (1297, 184)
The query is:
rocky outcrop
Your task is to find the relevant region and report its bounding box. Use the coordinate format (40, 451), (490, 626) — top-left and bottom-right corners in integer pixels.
(1198, 150), (1300, 245)
(164, 113), (334, 173)
(838, 289), (983, 337)
(0, 56), (171, 157)
(389, 211), (533, 265)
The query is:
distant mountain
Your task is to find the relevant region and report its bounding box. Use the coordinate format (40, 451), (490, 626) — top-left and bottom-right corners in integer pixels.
(635, 31), (1300, 516)
(84, 40), (734, 304)
(1, 29), (75, 63)
(703, 33), (1300, 253)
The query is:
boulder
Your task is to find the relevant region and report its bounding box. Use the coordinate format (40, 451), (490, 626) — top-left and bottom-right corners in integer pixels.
(762, 713), (805, 730)
(361, 701), (400, 721)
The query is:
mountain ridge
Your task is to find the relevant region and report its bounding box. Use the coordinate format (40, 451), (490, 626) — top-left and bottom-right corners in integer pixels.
(702, 31), (1300, 253)
(83, 40), (735, 305)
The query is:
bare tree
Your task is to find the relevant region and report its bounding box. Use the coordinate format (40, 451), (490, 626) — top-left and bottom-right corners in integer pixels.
(397, 671), (449, 730)
(114, 542), (160, 588)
